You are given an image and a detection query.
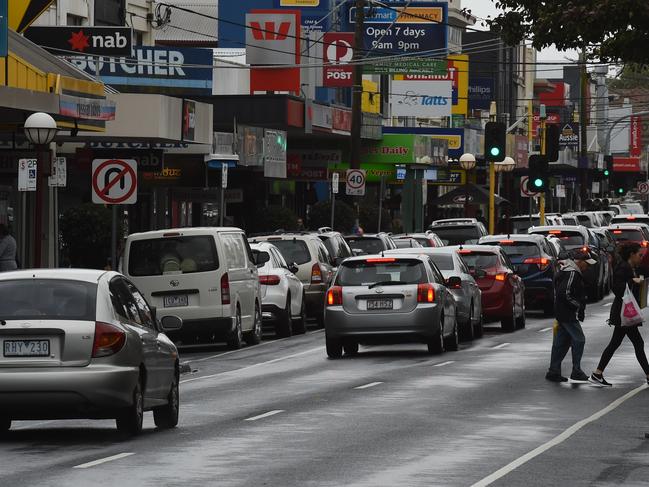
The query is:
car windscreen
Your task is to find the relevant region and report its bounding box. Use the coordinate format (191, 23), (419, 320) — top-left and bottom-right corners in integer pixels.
(129, 236), (219, 276)
(347, 237), (384, 254)
(532, 231), (585, 249)
(394, 239), (418, 248)
(610, 229), (644, 243)
(0, 279), (97, 321)
(430, 226), (480, 245)
(428, 254), (454, 270)
(459, 252), (499, 272)
(562, 217), (578, 225)
(266, 240), (311, 265)
(492, 241), (540, 259)
(336, 259), (428, 286)
(511, 218), (538, 234)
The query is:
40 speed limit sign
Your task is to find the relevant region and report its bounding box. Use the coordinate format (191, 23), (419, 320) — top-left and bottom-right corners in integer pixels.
(346, 169), (366, 196)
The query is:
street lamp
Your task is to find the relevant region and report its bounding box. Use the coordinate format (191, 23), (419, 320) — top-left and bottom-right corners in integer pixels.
(459, 153), (476, 218)
(24, 112), (58, 268)
(491, 157), (515, 234)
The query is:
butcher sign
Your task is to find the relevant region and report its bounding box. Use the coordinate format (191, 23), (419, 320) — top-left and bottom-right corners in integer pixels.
(92, 158), (138, 205)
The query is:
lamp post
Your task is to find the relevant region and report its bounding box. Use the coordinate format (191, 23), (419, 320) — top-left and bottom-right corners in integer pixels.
(24, 112), (58, 268)
(493, 156), (516, 234)
(459, 153), (476, 218)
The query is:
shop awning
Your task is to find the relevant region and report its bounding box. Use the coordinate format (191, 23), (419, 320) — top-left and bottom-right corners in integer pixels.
(431, 183), (509, 206)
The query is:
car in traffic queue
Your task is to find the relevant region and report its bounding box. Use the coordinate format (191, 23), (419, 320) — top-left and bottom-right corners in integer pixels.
(345, 233), (398, 255)
(393, 237), (424, 249)
(510, 214), (563, 234)
(384, 247), (483, 340)
(566, 212), (601, 228)
(316, 228), (354, 269)
(591, 227), (617, 291)
(250, 242), (307, 337)
(560, 214), (579, 226)
(250, 233), (335, 327)
(478, 234), (558, 316)
(606, 224), (649, 275)
(428, 218), (488, 245)
(0, 269), (182, 436)
(324, 254), (459, 357)
(123, 227), (262, 349)
(610, 214), (649, 226)
(595, 211), (614, 226)
(452, 245), (526, 332)
(393, 232), (445, 248)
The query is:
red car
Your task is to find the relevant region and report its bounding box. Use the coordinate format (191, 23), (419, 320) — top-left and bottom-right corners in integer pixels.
(454, 245), (526, 332)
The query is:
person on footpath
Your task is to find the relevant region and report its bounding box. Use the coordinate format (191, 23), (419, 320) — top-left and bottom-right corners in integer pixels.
(546, 248), (597, 383)
(0, 224), (17, 272)
(590, 242), (649, 387)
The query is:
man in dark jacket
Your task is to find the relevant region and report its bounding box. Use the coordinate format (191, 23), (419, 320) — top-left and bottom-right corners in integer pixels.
(546, 249), (597, 383)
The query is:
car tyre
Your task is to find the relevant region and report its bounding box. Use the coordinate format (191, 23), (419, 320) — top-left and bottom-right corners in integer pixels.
(226, 308), (244, 350)
(516, 301), (526, 329)
(153, 372), (179, 429)
(427, 315), (445, 354)
(244, 304), (262, 345)
(473, 306), (484, 339)
(459, 307), (474, 342)
(444, 319), (459, 351)
(344, 341), (359, 356)
(501, 300), (516, 333)
(275, 294), (293, 338)
(315, 312), (325, 329)
(116, 380), (144, 437)
(326, 335), (343, 359)
(292, 294), (307, 335)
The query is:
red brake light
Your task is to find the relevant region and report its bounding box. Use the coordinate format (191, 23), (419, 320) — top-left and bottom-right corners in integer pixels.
(524, 257), (550, 270)
(613, 230), (623, 234)
(549, 230), (562, 235)
(627, 216), (637, 220)
(643, 241), (649, 248)
(458, 249), (472, 255)
(417, 283), (435, 303)
(500, 240), (515, 245)
(311, 263), (323, 284)
(327, 286), (343, 306)
(581, 246), (589, 253)
(259, 275), (281, 285)
(221, 273), (231, 305)
(92, 322), (126, 358)
(366, 258), (396, 263)
(495, 273), (507, 281)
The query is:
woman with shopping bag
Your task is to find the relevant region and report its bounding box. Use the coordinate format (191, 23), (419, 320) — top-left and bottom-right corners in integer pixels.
(590, 242), (649, 386)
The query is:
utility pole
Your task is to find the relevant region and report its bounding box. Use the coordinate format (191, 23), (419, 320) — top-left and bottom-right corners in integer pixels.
(350, 0), (365, 170)
(579, 48), (588, 210)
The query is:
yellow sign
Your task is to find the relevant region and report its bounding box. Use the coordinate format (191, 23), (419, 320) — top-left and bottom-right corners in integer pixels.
(280, 0), (320, 5)
(432, 135), (462, 151)
(362, 79), (381, 114)
(449, 54), (468, 117)
(397, 7), (443, 23)
(9, 0), (54, 33)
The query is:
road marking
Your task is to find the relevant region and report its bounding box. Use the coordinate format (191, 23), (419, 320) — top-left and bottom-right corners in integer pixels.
(244, 410), (285, 421)
(433, 361), (455, 367)
(73, 453), (135, 469)
(354, 381), (383, 390)
(180, 346), (323, 384)
(603, 302), (612, 307)
(492, 343), (510, 350)
(471, 384), (647, 487)
(538, 327), (553, 333)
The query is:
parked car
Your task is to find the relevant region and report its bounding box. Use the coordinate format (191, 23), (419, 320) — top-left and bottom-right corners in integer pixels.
(250, 242), (306, 337)
(124, 227), (262, 349)
(393, 237), (423, 249)
(0, 269), (182, 436)
(428, 220), (488, 245)
(454, 245), (526, 332)
(250, 233), (335, 327)
(324, 254), (458, 357)
(385, 247), (483, 340)
(479, 234), (558, 316)
(610, 214), (649, 226)
(393, 232), (444, 248)
(345, 233), (397, 255)
(316, 229), (354, 268)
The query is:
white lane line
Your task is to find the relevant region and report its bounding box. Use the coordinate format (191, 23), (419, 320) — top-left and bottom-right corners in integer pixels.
(244, 410), (285, 422)
(538, 327), (553, 333)
(471, 384), (647, 487)
(492, 343), (511, 350)
(180, 346), (323, 384)
(73, 453), (135, 469)
(354, 381), (383, 390)
(603, 302), (612, 307)
(433, 361), (455, 367)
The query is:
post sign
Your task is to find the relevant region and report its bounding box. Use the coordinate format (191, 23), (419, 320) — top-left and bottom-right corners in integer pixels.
(346, 169), (366, 196)
(24, 26), (133, 56)
(48, 157), (66, 188)
(520, 176), (539, 198)
(323, 32), (354, 87)
(332, 172), (339, 194)
(18, 158), (37, 192)
(631, 115), (643, 158)
(91, 159), (138, 205)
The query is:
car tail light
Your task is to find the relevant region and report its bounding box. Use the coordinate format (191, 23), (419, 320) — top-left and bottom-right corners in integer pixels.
(311, 263), (323, 284)
(221, 273), (231, 305)
(417, 283), (435, 303)
(458, 249), (472, 255)
(613, 230), (623, 234)
(549, 230), (562, 235)
(500, 240), (515, 245)
(327, 286), (343, 306)
(366, 258), (396, 263)
(524, 257), (550, 270)
(92, 322), (126, 358)
(627, 216), (637, 220)
(643, 241), (649, 248)
(494, 273), (507, 281)
(259, 275), (281, 285)
(581, 246), (589, 253)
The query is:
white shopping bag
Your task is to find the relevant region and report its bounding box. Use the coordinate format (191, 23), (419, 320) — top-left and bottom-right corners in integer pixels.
(621, 284), (644, 327)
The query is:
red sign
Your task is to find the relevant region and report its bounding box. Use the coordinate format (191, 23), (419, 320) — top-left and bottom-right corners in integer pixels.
(613, 156), (641, 172)
(332, 108), (351, 133)
(532, 112), (561, 135)
(323, 32), (354, 87)
(631, 115), (642, 157)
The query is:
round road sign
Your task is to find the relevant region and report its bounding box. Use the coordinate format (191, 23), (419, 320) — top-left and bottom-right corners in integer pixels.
(346, 169), (366, 196)
(92, 158), (138, 205)
(637, 181), (649, 195)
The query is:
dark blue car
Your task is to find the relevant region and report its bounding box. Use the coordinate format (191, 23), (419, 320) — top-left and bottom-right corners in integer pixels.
(478, 234), (558, 316)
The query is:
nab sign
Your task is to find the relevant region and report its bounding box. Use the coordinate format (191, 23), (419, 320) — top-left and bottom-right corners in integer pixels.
(323, 32), (354, 87)
(25, 26), (132, 56)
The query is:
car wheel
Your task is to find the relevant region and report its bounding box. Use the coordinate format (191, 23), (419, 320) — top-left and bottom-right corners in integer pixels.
(315, 312), (325, 329)
(473, 312), (484, 339)
(153, 372), (179, 429)
(444, 318), (459, 352)
(275, 294), (293, 338)
(344, 341), (359, 356)
(427, 314), (445, 354)
(245, 304), (262, 345)
(326, 335), (343, 359)
(226, 308), (244, 350)
(292, 294), (307, 335)
(501, 300), (516, 333)
(516, 298), (526, 329)
(116, 379), (144, 437)
(459, 306), (474, 342)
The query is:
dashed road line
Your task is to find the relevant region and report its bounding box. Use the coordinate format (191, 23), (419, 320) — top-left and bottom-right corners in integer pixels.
(538, 327), (553, 333)
(73, 453), (135, 469)
(433, 361), (455, 367)
(244, 410), (285, 422)
(355, 382), (384, 390)
(492, 343), (511, 350)
(603, 302), (612, 307)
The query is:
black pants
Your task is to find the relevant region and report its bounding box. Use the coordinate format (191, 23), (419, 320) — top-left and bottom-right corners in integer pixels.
(597, 326), (649, 375)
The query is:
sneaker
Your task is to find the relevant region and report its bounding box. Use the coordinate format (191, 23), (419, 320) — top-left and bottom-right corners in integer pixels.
(589, 373), (612, 387)
(569, 370), (590, 383)
(546, 372), (568, 383)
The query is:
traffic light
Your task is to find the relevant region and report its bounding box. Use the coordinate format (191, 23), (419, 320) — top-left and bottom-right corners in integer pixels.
(484, 122), (506, 162)
(604, 155), (613, 177)
(528, 155), (549, 192)
(545, 124), (560, 162)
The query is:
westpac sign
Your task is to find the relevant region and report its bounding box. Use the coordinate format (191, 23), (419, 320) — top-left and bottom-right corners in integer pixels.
(245, 11), (300, 65)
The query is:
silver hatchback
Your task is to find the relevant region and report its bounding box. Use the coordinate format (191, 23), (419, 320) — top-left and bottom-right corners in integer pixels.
(324, 255), (458, 357)
(0, 269), (182, 436)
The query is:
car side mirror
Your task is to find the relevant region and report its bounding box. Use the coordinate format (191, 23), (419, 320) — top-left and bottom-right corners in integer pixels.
(160, 315), (183, 332)
(352, 248), (366, 256)
(334, 256), (345, 267)
(288, 263), (299, 274)
(446, 276), (462, 289)
(254, 251), (270, 267)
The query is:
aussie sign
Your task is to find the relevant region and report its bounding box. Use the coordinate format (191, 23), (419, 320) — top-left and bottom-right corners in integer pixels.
(25, 26), (132, 56)
(558, 123), (579, 150)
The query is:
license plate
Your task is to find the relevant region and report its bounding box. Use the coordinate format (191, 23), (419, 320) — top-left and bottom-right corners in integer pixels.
(163, 295), (189, 307)
(4, 340), (50, 357)
(367, 299), (393, 310)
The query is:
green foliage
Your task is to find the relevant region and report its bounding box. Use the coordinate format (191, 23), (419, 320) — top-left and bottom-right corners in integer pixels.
(608, 64), (649, 90)
(249, 205), (299, 233)
(358, 204), (392, 233)
(308, 200), (356, 234)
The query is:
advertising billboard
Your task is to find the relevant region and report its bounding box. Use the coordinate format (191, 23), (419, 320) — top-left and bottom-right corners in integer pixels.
(25, 26), (132, 56)
(391, 80), (452, 118)
(322, 32), (354, 87)
(468, 77), (495, 111)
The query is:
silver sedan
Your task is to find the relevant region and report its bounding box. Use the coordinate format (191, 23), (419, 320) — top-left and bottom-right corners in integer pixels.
(0, 269), (182, 436)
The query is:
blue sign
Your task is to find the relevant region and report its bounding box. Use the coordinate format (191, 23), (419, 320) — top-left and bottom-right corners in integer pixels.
(468, 77), (494, 111)
(396, 167), (406, 180)
(0, 0), (7, 58)
(69, 47), (213, 94)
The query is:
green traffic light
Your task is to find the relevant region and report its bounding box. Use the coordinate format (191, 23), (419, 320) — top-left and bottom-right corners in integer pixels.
(604, 169), (610, 176)
(618, 188), (624, 194)
(490, 147), (501, 157)
(533, 178), (543, 188)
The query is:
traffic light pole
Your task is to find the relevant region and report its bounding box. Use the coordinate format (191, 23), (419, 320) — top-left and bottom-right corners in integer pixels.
(350, 0), (365, 170)
(540, 119), (546, 226)
(489, 161), (495, 234)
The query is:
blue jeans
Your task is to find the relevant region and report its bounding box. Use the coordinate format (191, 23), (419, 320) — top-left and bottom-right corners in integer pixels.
(549, 320), (586, 376)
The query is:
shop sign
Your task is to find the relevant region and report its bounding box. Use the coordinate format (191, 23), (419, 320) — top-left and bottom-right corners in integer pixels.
(10, 0), (54, 33)
(182, 100), (196, 142)
(514, 135), (529, 168)
(362, 134), (415, 165)
(246, 11), (300, 65)
(323, 33), (354, 88)
(213, 132), (235, 155)
(613, 156), (641, 172)
(365, 58), (446, 75)
(332, 108), (352, 134)
(391, 80), (452, 118)
(91, 149), (164, 172)
(630, 116), (642, 157)
(532, 112), (561, 135)
(59, 94), (116, 121)
(25, 26), (132, 56)
(237, 125), (264, 167)
(468, 77), (494, 111)
(312, 104), (333, 130)
(141, 167), (183, 182)
(559, 123), (579, 150)
(264, 129), (288, 178)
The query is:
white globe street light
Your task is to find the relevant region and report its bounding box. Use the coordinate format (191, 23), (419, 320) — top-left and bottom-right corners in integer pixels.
(24, 112), (58, 146)
(459, 153), (477, 171)
(494, 156), (516, 173)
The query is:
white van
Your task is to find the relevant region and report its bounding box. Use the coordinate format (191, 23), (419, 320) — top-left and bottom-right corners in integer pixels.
(123, 227), (262, 349)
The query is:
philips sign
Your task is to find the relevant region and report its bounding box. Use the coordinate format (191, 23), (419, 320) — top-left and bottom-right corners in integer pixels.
(391, 80), (452, 118)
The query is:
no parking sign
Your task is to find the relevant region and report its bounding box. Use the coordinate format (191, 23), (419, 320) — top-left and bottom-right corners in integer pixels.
(91, 159), (138, 205)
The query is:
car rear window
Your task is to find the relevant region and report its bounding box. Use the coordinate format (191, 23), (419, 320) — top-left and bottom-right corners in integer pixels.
(0, 279), (97, 321)
(610, 229), (644, 243)
(412, 237), (433, 247)
(612, 216), (649, 225)
(489, 241), (540, 258)
(394, 239), (418, 248)
(459, 251), (499, 272)
(128, 236), (219, 276)
(267, 239), (311, 265)
(430, 226), (480, 245)
(428, 254), (454, 270)
(511, 218), (538, 234)
(336, 259), (428, 286)
(531, 231), (585, 249)
(347, 237), (385, 254)
(576, 215), (593, 227)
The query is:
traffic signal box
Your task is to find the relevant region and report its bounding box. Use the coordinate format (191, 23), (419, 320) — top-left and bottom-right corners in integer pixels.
(545, 124), (560, 162)
(484, 122), (506, 162)
(528, 155), (549, 192)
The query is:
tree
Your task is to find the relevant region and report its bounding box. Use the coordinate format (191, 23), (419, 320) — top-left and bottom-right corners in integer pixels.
(307, 200), (356, 234)
(248, 205), (299, 234)
(488, 0), (649, 63)
(608, 64), (649, 90)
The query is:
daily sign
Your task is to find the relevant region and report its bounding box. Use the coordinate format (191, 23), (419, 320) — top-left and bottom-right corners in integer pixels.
(24, 26), (132, 56)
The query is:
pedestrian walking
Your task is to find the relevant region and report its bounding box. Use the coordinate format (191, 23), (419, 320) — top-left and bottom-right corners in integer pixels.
(0, 224), (17, 272)
(546, 248), (597, 383)
(590, 242), (649, 387)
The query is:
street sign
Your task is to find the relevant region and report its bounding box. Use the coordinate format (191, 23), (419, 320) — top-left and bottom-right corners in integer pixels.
(222, 163), (228, 189)
(332, 172), (339, 194)
(91, 158), (137, 205)
(48, 157), (67, 188)
(520, 176), (539, 198)
(346, 169), (366, 196)
(555, 184), (566, 198)
(422, 179), (428, 205)
(18, 158), (37, 192)
(637, 181), (649, 195)
(592, 182), (600, 194)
